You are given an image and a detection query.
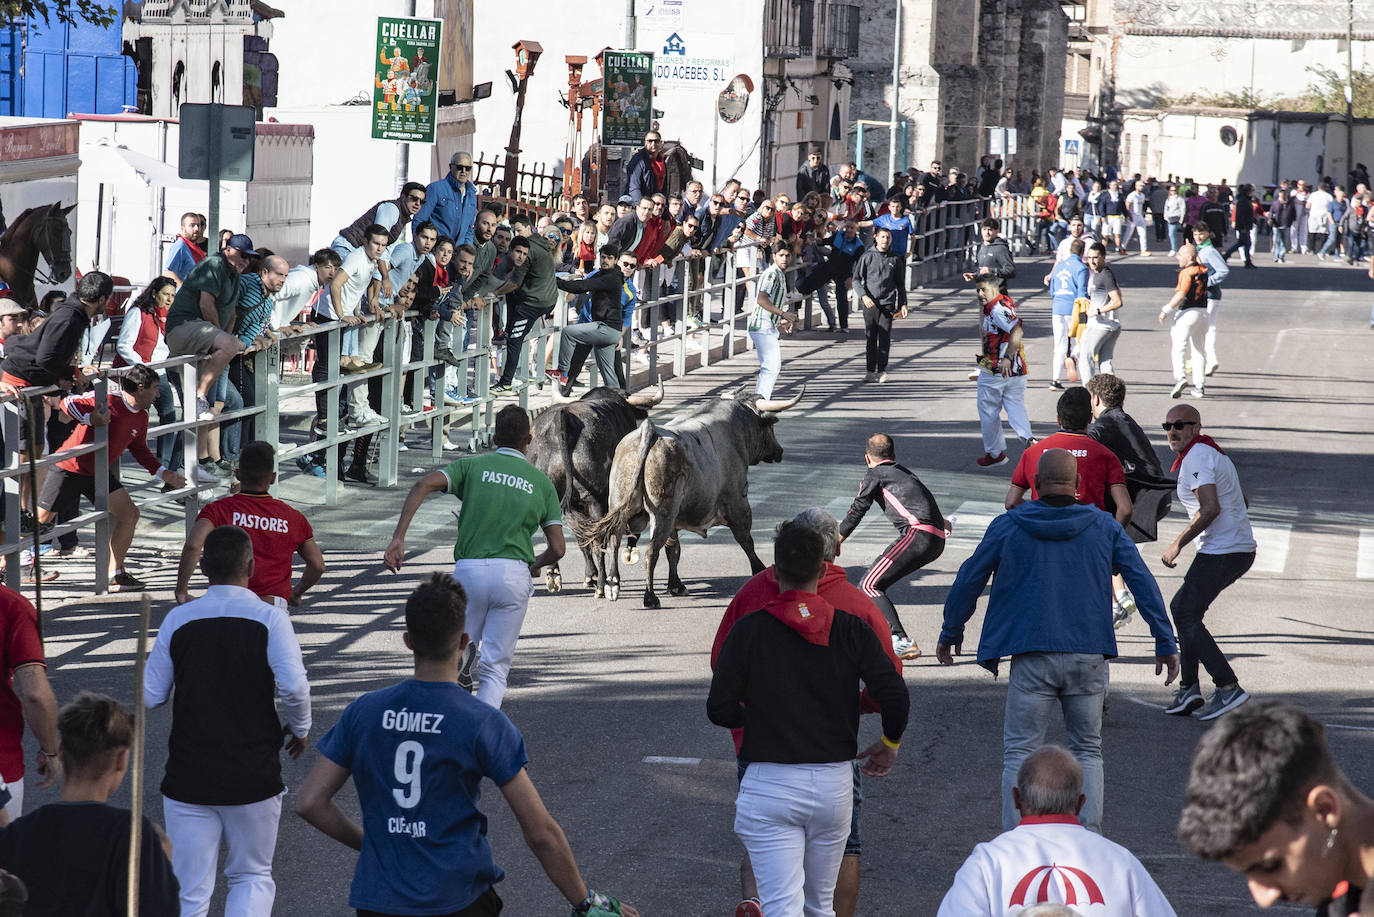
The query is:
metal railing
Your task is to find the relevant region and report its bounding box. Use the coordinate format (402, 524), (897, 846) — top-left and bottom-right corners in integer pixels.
(0, 199), (1008, 597)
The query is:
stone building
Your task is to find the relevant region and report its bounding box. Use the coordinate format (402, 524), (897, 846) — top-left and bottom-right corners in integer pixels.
(848, 0), (1074, 183)
(1069, 0), (1374, 177)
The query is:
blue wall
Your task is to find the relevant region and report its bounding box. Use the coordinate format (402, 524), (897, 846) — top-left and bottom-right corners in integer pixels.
(0, 15), (136, 118)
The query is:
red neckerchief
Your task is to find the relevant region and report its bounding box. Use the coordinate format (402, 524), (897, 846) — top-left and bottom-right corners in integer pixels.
(434, 265), (449, 288)
(179, 235), (207, 263)
(1018, 814), (1081, 826)
(1170, 433), (1225, 473)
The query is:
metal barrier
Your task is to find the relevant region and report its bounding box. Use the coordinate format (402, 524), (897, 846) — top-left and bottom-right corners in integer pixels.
(0, 199), (1030, 598)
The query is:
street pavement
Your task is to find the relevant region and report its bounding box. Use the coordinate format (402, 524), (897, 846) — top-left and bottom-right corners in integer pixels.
(20, 248), (1374, 916)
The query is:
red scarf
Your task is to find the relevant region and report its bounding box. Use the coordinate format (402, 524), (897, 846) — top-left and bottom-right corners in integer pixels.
(1171, 433), (1225, 472)
(434, 265), (449, 288)
(179, 235), (207, 263)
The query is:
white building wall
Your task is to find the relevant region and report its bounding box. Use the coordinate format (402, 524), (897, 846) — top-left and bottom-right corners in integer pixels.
(472, 0), (766, 194)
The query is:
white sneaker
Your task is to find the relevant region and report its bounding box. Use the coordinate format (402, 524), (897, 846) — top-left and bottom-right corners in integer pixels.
(195, 395), (215, 422)
(192, 463), (221, 486)
(787, 291), (805, 303)
(1170, 378), (1187, 398)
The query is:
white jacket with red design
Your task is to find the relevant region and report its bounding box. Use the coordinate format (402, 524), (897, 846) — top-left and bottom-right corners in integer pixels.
(938, 815), (1177, 917)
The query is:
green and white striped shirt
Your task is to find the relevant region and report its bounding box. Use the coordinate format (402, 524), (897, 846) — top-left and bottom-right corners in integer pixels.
(749, 264), (788, 333)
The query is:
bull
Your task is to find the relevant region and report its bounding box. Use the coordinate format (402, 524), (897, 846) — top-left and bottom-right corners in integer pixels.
(529, 384), (664, 597)
(586, 385), (805, 608)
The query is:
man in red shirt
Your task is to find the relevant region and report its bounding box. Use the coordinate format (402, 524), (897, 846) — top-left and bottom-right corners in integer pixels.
(35, 364), (187, 592)
(175, 441), (324, 608)
(711, 507), (901, 917)
(0, 584), (60, 821)
(1005, 387), (1132, 526)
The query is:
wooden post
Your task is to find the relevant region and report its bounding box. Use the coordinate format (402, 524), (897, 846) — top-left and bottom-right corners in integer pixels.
(127, 593), (152, 916)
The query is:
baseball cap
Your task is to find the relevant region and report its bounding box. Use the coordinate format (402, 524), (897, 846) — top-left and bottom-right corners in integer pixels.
(617, 195), (634, 205)
(225, 233), (259, 257)
(0, 299), (26, 317)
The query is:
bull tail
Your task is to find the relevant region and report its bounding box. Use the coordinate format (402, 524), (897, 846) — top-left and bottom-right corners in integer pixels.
(557, 410), (578, 518)
(586, 418), (658, 548)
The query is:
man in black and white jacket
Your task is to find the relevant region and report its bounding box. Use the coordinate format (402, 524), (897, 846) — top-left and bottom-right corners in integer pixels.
(144, 524), (311, 917)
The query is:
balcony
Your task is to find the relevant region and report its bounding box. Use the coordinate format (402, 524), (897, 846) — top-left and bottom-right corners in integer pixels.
(765, 0), (815, 59)
(765, 0), (861, 61)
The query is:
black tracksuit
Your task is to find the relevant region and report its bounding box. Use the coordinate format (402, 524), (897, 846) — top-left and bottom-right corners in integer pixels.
(839, 460), (947, 637)
(852, 249), (906, 374)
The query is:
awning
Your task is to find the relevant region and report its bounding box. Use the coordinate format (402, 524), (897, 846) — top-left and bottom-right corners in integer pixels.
(78, 138), (199, 189)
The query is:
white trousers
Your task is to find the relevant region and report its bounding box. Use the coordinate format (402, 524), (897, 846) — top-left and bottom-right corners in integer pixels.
(976, 373), (1031, 455)
(735, 762), (853, 917)
(1205, 296), (1220, 363)
(1050, 313), (1071, 382)
(453, 557), (533, 709)
(1170, 308), (1208, 387)
(1122, 217), (1148, 252)
(164, 793), (282, 917)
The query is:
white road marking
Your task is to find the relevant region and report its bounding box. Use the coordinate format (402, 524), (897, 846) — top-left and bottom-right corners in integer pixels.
(945, 501), (1006, 540)
(642, 755), (702, 765)
(1250, 523), (1291, 574)
(1358, 528), (1374, 579)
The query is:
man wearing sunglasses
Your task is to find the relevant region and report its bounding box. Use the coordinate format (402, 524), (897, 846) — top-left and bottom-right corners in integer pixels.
(415, 151), (480, 245)
(624, 131), (665, 204)
(1159, 404), (1255, 722)
(331, 181), (428, 258)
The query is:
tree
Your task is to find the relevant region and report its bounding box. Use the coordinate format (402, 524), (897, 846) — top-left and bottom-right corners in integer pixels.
(0, 1), (117, 28)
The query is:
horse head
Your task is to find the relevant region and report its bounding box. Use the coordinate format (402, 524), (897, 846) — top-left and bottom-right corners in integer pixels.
(37, 202), (75, 283)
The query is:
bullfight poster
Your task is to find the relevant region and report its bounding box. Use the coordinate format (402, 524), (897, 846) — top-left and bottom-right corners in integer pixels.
(601, 50), (654, 148)
(372, 16), (443, 144)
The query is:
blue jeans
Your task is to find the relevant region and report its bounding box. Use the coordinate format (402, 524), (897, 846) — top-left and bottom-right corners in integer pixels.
(154, 373), (183, 473)
(1166, 222), (1182, 253)
(1319, 227), (1340, 257)
(1272, 228), (1288, 260)
(1002, 652), (1106, 834)
(749, 329), (781, 399)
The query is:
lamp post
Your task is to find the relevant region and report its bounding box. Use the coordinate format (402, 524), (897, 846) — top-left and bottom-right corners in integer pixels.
(503, 40), (544, 197)
(889, 0), (903, 181)
(1347, 0), (1354, 189)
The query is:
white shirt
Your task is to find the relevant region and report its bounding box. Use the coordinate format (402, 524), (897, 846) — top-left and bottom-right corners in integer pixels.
(1306, 189), (1334, 230)
(334, 246), (377, 318)
(1176, 440), (1255, 554)
(271, 264), (323, 330)
(938, 818), (1177, 917)
(1126, 190), (1146, 220)
(1055, 231), (1097, 262)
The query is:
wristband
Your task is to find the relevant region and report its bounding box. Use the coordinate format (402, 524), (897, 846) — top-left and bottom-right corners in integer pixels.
(880, 735), (901, 751)
(38, 750), (59, 758)
(572, 890), (621, 916)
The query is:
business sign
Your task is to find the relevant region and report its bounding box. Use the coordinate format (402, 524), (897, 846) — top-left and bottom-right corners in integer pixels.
(601, 50), (654, 147)
(0, 121), (78, 163)
(649, 31), (731, 93)
(372, 16), (443, 144)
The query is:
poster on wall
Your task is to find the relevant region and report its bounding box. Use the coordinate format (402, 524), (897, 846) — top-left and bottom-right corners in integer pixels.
(601, 50), (654, 148)
(371, 16), (444, 144)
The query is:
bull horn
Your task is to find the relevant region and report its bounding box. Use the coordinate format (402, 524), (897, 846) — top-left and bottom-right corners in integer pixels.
(626, 381), (664, 408)
(755, 385), (806, 413)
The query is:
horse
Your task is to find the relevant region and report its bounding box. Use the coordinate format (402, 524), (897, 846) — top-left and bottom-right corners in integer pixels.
(0, 202), (76, 310)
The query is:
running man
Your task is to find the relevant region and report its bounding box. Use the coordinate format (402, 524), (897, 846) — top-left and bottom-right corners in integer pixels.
(1190, 222), (1230, 377)
(1158, 244), (1210, 398)
(384, 405), (564, 708)
(838, 434), (950, 660)
(852, 227), (907, 383)
(973, 276), (1033, 468)
(175, 441), (325, 609)
(748, 243), (801, 400)
(296, 574), (640, 917)
(36, 365), (188, 591)
(1160, 403), (1255, 722)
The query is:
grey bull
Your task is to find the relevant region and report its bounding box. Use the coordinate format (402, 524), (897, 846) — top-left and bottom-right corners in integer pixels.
(528, 384), (664, 597)
(586, 385), (805, 608)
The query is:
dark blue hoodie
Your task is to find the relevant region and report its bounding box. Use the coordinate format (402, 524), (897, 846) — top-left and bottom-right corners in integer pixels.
(940, 499), (1176, 674)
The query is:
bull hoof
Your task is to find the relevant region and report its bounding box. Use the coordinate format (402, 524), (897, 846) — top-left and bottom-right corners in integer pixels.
(642, 591), (661, 609)
(584, 577), (596, 589)
(667, 581), (688, 597)
(623, 547), (640, 565)
(545, 571), (562, 594)
(607, 582), (621, 601)
(595, 587), (606, 599)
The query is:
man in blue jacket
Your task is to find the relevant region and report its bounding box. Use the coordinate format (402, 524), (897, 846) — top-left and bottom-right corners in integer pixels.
(415, 150), (479, 245)
(936, 449), (1179, 835)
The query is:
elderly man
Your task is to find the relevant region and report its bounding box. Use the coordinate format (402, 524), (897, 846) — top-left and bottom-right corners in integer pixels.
(712, 507), (903, 917)
(938, 449), (1179, 834)
(1159, 403), (1255, 721)
(415, 151), (479, 245)
(939, 746), (1176, 916)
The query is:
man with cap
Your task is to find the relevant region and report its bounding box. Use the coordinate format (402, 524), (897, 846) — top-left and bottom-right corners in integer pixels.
(415, 151), (479, 245)
(0, 300), (27, 359)
(163, 233), (257, 424)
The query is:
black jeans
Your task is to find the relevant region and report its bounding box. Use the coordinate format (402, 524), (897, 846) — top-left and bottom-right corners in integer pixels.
(228, 353), (256, 452)
(1171, 551), (1255, 688)
(359, 887), (501, 917)
(863, 306), (895, 373)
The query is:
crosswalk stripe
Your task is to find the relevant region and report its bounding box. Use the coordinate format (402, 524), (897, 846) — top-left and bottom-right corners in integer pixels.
(1358, 529), (1374, 579)
(1250, 523), (1291, 574)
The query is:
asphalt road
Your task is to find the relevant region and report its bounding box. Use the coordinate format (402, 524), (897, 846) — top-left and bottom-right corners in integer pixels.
(20, 250), (1374, 916)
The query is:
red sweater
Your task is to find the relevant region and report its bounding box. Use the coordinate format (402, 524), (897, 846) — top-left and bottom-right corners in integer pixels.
(711, 563), (902, 754)
(57, 392), (161, 478)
